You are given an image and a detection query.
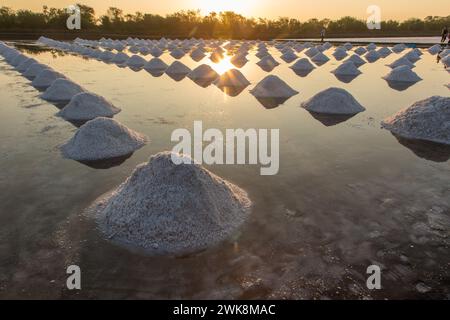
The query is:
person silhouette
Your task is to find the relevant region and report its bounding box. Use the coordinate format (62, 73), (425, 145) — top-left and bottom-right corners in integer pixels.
(442, 26), (448, 43)
(320, 28), (326, 43)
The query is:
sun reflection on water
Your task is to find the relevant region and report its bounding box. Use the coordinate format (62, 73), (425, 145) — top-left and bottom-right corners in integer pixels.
(206, 54), (235, 74)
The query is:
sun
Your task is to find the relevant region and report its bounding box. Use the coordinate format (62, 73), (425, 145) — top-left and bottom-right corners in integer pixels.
(193, 0), (254, 15)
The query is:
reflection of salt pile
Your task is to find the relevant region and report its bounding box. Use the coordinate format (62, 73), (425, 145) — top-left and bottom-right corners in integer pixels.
(290, 58), (315, 71)
(61, 117), (147, 161)
(382, 96), (450, 145)
(383, 66), (422, 83)
(32, 69), (66, 89)
(214, 69), (250, 88)
(57, 92), (121, 121)
(91, 152), (252, 254)
(41, 79), (85, 102)
(388, 56), (415, 69)
(250, 75), (298, 98)
(331, 61), (362, 76)
(301, 87), (365, 115)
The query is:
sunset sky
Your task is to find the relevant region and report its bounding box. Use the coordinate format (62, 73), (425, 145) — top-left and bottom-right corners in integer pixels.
(1, 0), (448, 20)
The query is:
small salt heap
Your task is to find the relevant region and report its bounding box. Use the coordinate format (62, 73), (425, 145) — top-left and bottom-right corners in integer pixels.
(345, 54), (366, 67)
(311, 52), (330, 64)
(364, 50), (381, 62)
(343, 43), (353, 50)
(354, 47), (367, 55)
(333, 48), (348, 60)
(378, 47), (392, 58)
(16, 58), (38, 72)
(10, 54), (29, 67)
(188, 64), (219, 87)
(111, 52), (129, 64)
(383, 65), (422, 83)
(387, 57), (415, 69)
(301, 87), (365, 115)
(230, 53), (248, 68)
(331, 61), (362, 76)
(190, 47), (206, 61)
(57, 92), (121, 121)
(165, 61), (191, 81)
(23, 63), (50, 79)
(149, 47), (164, 57)
(304, 47), (320, 58)
(280, 51), (298, 63)
(257, 55), (280, 72)
(290, 58), (315, 71)
(428, 44), (441, 55)
(61, 117), (147, 161)
(250, 75), (298, 99)
(367, 43), (377, 50)
(382, 96), (450, 145)
(32, 69), (66, 89)
(404, 50), (421, 63)
(144, 58), (168, 72)
(126, 55), (147, 69)
(170, 48), (185, 59)
(392, 43), (407, 53)
(41, 79), (85, 102)
(90, 152), (251, 255)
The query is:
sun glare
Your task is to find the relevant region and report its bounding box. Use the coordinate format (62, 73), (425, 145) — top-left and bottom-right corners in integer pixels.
(193, 0), (254, 15)
(206, 54), (236, 75)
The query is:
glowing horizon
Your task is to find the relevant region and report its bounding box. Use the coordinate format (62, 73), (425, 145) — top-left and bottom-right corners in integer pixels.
(1, 0), (448, 21)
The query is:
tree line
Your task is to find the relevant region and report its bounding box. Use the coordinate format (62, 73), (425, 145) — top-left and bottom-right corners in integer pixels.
(0, 4), (449, 39)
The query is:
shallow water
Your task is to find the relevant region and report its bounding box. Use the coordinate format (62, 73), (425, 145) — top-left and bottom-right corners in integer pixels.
(0, 40), (449, 299)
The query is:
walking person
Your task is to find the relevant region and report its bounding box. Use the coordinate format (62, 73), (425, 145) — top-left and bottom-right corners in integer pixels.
(320, 28), (326, 43)
(441, 26), (448, 43)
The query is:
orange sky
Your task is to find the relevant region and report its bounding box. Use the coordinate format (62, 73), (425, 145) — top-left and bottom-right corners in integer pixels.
(1, 0), (448, 20)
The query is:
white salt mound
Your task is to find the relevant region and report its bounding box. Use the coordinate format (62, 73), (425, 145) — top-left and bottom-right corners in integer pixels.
(388, 57), (415, 69)
(382, 96), (450, 145)
(214, 69), (250, 87)
(23, 63), (50, 78)
(364, 50), (381, 62)
(57, 92), (121, 121)
(301, 87), (365, 115)
(32, 69), (65, 88)
(442, 55), (450, 68)
(345, 54), (366, 67)
(305, 47), (319, 58)
(17, 58), (38, 72)
(428, 44), (441, 55)
(378, 47), (392, 58)
(144, 58), (168, 71)
(392, 43), (407, 53)
(333, 48), (348, 60)
(257, 55), (279, 68)
(127, 55), (146, 68)
(111, 52), (129, 64)
(41, 79), (85, 101)
(383, 65), (422, 83)
(354, 47), (367, 55)
(250, 75), (298, 98)
(311, 52), (330, 63)
(290, 58), (315, 71)
(165, 61), (191, 75)
(61, 117), (147, 161)
(188, 64), (219, 81)
(331, 61), (362, 76)
(91, 152), (252, 254)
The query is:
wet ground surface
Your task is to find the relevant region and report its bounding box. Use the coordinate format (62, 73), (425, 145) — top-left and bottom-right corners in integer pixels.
(0, 40), (449, 299)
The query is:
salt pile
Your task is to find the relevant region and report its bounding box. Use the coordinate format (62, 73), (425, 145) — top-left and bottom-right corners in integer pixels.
(250, 75), (298, 99)
(165, 61), (191, 81)
(290, 58), (315, 71)
(89, 152), (251, 254)
(387, 57), (415, 69)
(99, 50), (115, 61)
(126, 55), (146, 68)
(188, 64), (219, 82)
(256, 55), (279, 71)
(354, 47), (367, 55)
(280, 51), (297, 63)
(367, 43), (377, 50)
(392, 43), (407, 53)
(311, 52), (330, 64)
(144, 58), (168, 72)
(214, 69), (250, 88)
(16, 58), (38, 72)
(23, 63), (50, 79)
(304, 47), (320, 58)
(57, 92), (121, 121)
(332, 48), (348, 60)
(428, 44), (441, 55)
(32, 69), (66, 89)
(442, 55), (450, 68)
(364, 50), (381, 62)
(61, 117), (147, 161)
(382, 96), (450, 145)
(404, 50), (421, 63)
(111, 52), (129, 64)
(301, 87), (365, 115)
(378, 47), (392, 58)
(170, 48), (185, 59)
(41, 79), (85, 102)
(10, 54), (29, 67)
(343, 42), (353, 50)
(190, 47), (206, 61)
(382, 65), (422, 83)
(331, 61), (362, 76)
(150, 47), (164, 57)
(230, 53), (248, 68)
(345, 54), (366, 67)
